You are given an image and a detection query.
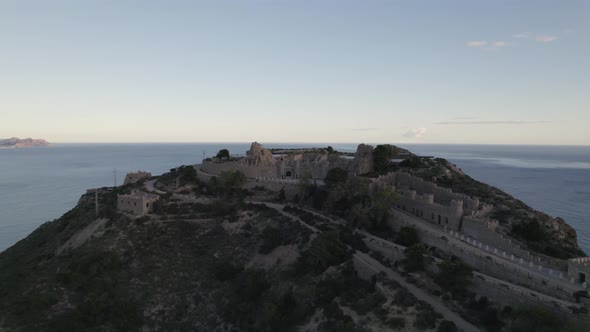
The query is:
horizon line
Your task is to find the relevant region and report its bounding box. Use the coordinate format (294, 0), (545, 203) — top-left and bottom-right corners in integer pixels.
(42, 141), (590, 147)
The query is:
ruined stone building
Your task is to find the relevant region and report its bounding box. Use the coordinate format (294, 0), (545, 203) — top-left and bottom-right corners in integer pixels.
(200, 142), (363, 180)
(123, 171), (152, 185)
(117, 190), (159, 216)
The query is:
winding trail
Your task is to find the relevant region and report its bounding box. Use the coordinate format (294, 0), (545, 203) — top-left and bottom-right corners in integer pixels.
(250, 201), (480, 331)
(354, 252), (479, 332)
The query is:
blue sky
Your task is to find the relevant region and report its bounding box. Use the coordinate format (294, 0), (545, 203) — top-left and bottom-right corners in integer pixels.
(1, 0), (588, 144)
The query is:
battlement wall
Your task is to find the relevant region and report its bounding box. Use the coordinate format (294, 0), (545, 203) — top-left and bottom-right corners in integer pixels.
(200, 160), (277, 178)
(396, 190), (463, 231)
(124, 171), (152, 185)
(393, 172), (480, 211)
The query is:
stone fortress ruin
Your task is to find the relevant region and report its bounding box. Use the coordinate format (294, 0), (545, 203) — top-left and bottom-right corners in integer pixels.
(115, 141), (590, 318)
(200, 142), (350, 180)
(123, 171), (152, 185)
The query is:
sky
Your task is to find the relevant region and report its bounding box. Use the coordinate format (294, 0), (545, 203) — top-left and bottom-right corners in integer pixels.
(0, 0), (588, 145)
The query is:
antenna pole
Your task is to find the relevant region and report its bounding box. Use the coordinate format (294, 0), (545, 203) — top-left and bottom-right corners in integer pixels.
(114, 169), (117, 187)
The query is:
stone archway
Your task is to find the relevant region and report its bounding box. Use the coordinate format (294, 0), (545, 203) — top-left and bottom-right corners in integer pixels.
(286, 171), (292, 178)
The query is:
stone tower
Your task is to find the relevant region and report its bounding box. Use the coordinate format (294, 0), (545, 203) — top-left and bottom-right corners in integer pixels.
(354, 144), (374, 175)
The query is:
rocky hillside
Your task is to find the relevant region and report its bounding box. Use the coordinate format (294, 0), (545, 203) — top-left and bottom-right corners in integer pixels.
(398, 156), (584, 259)
(0, 137), (49, 148)
(0, 173), (455, 332)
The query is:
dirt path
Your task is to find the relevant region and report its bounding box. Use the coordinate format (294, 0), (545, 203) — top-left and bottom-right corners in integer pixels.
(354, 252), (480, 332)
(251, 201), (479, 331)
(252, 201), (320, 233)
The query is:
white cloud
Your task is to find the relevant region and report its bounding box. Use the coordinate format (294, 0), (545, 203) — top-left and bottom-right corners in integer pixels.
(511, 32), (558, 43)
(403, 128), (427, 138)
(512, 32), (530, 39)
(467, 41), (488, 47)
(535, 35), (558, 43)
(493, 41), (507, 47)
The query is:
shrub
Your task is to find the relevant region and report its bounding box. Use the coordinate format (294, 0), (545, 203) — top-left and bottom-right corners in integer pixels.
(396, 226), (419, 247)
(216, 149), (230, 159)
(437, 320), (457, 332)
(386, 317), (406, 329)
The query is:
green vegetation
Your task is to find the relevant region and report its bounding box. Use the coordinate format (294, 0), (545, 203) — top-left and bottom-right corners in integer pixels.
(435, 259), (473, 297)
(396, 226), (419, 247)
(296, 231), (352, 275)
(215, 148), (230, 159)
(437, 320), (458, 332)
(402, 243), (432, 272)
(324, 167), (348, 187)
(207, 170), (247, 202)
(399, 156), (427, 168)
(509, 306), (564, 332)
(373, 144), (401, 174)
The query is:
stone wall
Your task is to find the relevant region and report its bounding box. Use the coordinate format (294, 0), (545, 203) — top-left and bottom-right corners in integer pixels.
(117, 191), (159, 216)
(200, 160), (277, 178)
(568, 258), (590, 285)
(352, 144), (374, 175)
(388, 209), (582, 301)
(396, 189), (463, 231)
(361, 226), (587, 320)
(469, 278), (586, 321)
(461, 217), (499, 246)
(123, 171), (152, 185)
(393, 172), (480, 211)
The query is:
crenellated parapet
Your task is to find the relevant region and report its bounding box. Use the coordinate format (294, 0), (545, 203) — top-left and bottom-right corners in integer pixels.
(392, 172), (480, 211)
(123, 171), (152, 185)
(568, 257), (590, 288)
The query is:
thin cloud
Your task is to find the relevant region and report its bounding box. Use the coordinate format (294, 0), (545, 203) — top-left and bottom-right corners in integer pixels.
(403, 128), (427, 138)
(467, 41), (488, 47)
(349, 127), (379, 132)
(535, 35), (558, 43)
(435, 121), (547, 125)
(512, 32), (530, 39)
(467, 40), (508, 51)
(511, 32), (558, 43)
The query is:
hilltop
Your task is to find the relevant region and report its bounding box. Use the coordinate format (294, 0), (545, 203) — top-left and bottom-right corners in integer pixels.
(0, 143), (588, 331)
(0, 137), (49, 148)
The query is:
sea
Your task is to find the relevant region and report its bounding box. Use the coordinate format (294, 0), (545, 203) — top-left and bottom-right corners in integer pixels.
(1, 143), (589, 254)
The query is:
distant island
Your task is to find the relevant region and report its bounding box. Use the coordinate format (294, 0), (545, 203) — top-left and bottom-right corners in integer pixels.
(0, 137), (49, 148)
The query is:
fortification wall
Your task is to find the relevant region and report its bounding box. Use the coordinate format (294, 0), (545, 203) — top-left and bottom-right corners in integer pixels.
(393, 172), (480, 211)
(200, 160), (277, 178)
(568, 258), (590, 283)
(469, 279), (586, 321)
(462, 217), (499, 245)
(396, 191), (463, 231)
(123, 171), (151, 185)
(388, 210), (578, 300)
(244, 180), (301, 200)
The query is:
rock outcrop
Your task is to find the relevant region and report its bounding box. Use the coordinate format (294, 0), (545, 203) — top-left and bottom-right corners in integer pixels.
(245, 142), (276, 166)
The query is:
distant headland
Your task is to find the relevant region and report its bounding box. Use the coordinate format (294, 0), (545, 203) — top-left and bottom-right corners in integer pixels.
(0, 137), (49, 148)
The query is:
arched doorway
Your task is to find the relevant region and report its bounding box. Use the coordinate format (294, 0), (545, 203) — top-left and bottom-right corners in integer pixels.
(286, 171), (292, 178)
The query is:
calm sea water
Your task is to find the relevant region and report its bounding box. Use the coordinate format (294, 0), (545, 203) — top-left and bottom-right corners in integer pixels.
(1, 143), (589, 254)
